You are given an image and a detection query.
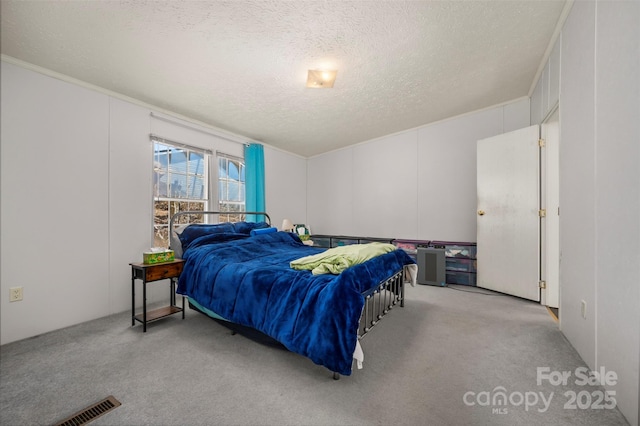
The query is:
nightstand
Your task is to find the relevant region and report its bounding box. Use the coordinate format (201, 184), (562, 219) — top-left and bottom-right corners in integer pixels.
(130, 259), (185, 332)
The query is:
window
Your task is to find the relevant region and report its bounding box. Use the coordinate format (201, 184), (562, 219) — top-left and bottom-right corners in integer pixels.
(152, 137), (210, 248)
(217, 154), (246, 223)
(151, 137), (246, 248)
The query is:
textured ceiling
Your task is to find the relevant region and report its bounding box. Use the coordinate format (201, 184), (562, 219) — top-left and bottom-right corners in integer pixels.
(1, 1), (567, 157)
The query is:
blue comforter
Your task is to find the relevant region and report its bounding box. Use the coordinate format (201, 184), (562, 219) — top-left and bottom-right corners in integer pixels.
(177, 227), (414, 375)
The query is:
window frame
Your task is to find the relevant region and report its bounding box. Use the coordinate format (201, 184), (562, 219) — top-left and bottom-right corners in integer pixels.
(150, 136), (247, 248)
(216, 152), (246, 223)
(151, 136), (213, 248)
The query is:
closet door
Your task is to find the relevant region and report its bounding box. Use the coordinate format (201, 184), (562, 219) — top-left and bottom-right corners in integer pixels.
(477, 125), (540, 301)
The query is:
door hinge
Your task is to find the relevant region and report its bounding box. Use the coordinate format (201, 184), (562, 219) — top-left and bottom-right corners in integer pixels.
(539, 280), (547, 289)
(539, 209), (546, 217)
(538, 138), (546, 147)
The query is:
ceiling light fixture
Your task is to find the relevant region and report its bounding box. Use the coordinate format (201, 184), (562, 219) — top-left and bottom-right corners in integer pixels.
(306, 69), (337, 88)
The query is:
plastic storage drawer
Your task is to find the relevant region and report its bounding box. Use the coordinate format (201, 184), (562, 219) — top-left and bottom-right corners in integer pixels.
(310, 236), (331, 248)
(430, 241), (477, 259)
(359, 237), (394, 244)
(331, 237), (359, 247)
(392, 239), (430, 258)
(445, 258), (477, 273)
(445, 271), (477, 286)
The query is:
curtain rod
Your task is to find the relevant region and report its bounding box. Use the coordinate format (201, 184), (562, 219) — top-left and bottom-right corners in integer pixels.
(150, 112), (250, 146)
(150, 134), (214, 155)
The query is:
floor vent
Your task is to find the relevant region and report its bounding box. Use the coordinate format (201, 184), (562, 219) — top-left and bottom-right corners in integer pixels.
(55, 395), (121, 426)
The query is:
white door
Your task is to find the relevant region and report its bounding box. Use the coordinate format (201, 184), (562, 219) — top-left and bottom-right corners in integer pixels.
(541, 109), (560, 308)
(477, 125), (540, 301)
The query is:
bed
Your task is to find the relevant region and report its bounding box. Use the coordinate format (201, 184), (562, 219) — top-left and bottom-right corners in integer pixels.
(170, 211), (416, 379)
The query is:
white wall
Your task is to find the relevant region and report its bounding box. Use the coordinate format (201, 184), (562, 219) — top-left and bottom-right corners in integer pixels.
(594, 6), (640, 423)
(534, 1), (639, 424)
(530, 28), (561, 125)
(0, 61), (307, 345)
(353, 131), (418, 240)
(1, 62), (111, 344)
(307, 98), (530, 241)
(109, 98), (156, 315)
(264, 146), (307, 233)
(307, 148), (355, 236)
(559, 0), (599, 369)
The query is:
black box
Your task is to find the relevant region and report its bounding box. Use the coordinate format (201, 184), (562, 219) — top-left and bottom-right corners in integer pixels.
(417, 247), (446, 286)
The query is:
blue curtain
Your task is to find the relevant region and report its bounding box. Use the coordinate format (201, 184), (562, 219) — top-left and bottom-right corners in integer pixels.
(244, 143), (266, 222)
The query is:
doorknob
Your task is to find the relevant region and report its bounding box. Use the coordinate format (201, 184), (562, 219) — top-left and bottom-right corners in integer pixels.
(477, 210), (485, 216)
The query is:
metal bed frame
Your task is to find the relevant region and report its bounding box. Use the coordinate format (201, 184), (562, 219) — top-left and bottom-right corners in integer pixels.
(169, 211), (272, 239)
(359, 270), (405, 337)
(169, 211), (405, 380)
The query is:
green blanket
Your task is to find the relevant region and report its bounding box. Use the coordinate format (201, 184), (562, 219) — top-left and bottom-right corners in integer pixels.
(290, 242), (397, 275)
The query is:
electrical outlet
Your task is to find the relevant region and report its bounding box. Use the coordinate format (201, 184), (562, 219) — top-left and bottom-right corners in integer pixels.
(580, 300), (587, 319)
(9, 287), (23, 302)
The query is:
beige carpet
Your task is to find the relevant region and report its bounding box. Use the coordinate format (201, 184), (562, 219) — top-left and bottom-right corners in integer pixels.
(0, 284), (630, 426)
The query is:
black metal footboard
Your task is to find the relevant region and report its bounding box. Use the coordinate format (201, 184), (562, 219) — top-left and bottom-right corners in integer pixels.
(332, 269), (406, 380)
(358, 268), (405, 338)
